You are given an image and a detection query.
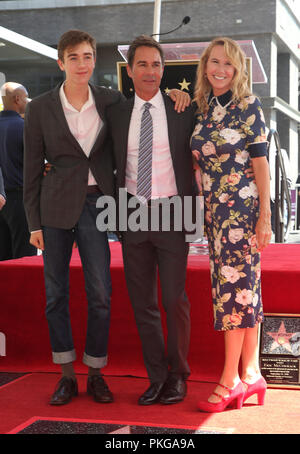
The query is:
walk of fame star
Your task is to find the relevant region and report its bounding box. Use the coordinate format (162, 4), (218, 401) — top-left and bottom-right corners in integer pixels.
(178, 78), (191, 91)
(266, 321), (295, 353)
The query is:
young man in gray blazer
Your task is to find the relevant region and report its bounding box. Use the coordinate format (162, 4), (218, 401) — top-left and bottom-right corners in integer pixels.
(106, 35), (196, 406)
(24, 30), (124, 406)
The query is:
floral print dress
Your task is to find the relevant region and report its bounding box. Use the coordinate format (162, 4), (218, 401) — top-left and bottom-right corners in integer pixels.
(191, 90), (268, 331)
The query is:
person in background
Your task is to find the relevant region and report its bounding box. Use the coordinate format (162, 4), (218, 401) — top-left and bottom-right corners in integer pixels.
(191, 37), (271, 412)
(0, 82), (37, 260)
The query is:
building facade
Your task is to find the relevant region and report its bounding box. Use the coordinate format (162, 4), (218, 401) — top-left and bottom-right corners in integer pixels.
(0, 0), (299, 183)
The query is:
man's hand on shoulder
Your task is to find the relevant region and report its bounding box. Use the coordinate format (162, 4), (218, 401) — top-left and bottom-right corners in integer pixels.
(168, 89), (191, 112)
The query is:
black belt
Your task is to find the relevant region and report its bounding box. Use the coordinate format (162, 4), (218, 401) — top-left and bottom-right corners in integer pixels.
(127, 192), (178, 206)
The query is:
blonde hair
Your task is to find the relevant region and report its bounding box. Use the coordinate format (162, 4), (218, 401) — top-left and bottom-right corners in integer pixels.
(193, 37), (251, 113)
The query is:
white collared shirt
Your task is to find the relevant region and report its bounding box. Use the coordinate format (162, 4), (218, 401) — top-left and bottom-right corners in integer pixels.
(59, 83), (102, 186)
(126, 90), (177, 198)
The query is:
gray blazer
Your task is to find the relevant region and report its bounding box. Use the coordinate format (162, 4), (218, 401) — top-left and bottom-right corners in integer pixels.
(24, 83), (124, 232)
(106, 92), (196, 202)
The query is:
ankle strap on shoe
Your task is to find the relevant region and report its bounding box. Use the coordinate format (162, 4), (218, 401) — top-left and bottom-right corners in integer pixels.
(217, 383), (231, 391)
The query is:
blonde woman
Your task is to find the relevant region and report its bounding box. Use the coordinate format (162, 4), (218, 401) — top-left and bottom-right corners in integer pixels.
(191, 37), (272, 412)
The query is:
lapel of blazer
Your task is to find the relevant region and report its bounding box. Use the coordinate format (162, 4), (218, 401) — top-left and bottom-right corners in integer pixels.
(162, 93), (178, 168)
(118, 97), (135, 184)
(89, 84), (108, 156)
(49, 83), (84, 155)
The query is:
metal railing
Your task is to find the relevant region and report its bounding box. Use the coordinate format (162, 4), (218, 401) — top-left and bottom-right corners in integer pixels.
(267, 129), (292, 243)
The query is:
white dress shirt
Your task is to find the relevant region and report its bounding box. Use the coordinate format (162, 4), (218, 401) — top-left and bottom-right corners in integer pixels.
(59, 83), (102, 186)
(126, 90), (178, 198)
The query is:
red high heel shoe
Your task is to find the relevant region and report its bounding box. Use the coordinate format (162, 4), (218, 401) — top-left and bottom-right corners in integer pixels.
(242, 376), (267, 405)
(198, 381), (245, 413)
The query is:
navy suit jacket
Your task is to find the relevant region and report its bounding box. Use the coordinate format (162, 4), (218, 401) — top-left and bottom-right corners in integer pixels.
(0, 110), (24, 190)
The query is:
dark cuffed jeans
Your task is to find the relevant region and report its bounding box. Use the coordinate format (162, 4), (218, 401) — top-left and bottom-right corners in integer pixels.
(42, 193), (111, 368)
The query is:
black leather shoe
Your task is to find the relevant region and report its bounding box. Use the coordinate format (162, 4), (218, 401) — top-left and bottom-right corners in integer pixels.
(159, 375), (187, 404)
(138, 382), (165, 406)
(87, 375), (114, 403)
(50, 376), (78, 405)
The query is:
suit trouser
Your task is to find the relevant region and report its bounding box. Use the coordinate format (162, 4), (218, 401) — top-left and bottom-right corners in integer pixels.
(0, 212), (12, 260)
(42, 193), (111, 368)
(122, 225), (191, 384)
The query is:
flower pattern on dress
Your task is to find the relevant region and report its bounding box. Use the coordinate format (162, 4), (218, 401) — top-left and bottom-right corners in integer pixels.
(191, 91), (266, 330)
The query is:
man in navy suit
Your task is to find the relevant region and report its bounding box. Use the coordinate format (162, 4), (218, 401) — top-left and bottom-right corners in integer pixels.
(0, 82), (36, 260)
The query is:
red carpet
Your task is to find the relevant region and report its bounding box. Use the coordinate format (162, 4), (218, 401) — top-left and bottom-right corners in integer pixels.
(0, 372), (299, 434)
(0, 243), (299, 380)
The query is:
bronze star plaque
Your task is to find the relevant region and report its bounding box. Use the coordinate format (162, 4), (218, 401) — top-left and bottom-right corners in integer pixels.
(259, 313), (300, 388)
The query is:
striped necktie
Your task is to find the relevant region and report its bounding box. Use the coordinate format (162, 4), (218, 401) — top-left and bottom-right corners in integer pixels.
(136, 102), (153, 202)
